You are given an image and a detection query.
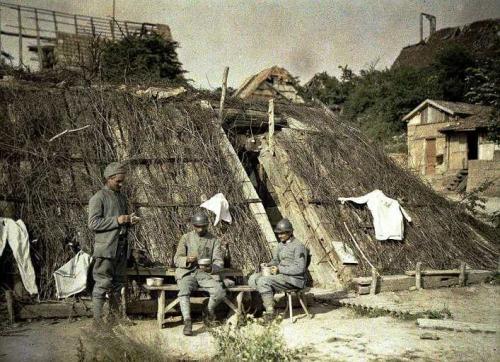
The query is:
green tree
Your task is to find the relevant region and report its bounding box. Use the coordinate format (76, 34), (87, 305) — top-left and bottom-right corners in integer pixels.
(432, 44), (475, 101)
(100, 32), (186, 83)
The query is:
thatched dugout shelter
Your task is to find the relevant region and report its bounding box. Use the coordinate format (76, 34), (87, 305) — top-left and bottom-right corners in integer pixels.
(0, 80), (498, 299)
(0, 82), (274, 299)
(258, 104), (498, 286)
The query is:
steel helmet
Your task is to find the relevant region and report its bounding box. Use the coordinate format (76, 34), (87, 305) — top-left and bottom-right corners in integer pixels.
(191, 211), (209, 226)
(274, 218), (293, 233)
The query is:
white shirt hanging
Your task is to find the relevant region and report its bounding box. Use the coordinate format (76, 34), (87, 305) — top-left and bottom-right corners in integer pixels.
(200, 193), (232, 226)
(338, 189), (412, 241)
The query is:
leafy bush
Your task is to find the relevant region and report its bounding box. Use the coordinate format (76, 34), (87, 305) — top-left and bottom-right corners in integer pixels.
(210, 316), (302, 362)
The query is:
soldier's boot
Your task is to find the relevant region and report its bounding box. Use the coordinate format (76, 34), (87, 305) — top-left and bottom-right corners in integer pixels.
(261, 293), (275, 321)
(204, 298), (218, 327)
(179, 296), (193, 336)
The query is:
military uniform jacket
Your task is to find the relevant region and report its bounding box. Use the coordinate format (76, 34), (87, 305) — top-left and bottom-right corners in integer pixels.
(269, 237), (308, 288)
(88, 186), (128, 258)
(174, 230), (224, 280)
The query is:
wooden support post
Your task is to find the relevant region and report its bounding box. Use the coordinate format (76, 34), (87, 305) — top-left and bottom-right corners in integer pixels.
(415, 262), (422, 290)
(124, 21), (129, 36)
(268, 99), (275, 156)
(17, 6), (23, 66)
(110, 20), (115, 40)
(288, 292), (294, 322)
(370, 267), (378, 295)
(120, 286), (127, 318)
(34, 9), (43, 70)
(459, 261), (466, 286)
(90, 17), (96, 37)
(74, 15), (78, 34)
(0, 9), (3, 56)
(6, 290), (14, 324)
(219, 66), (229, 122)
(52, 11), (58, 33)
(236, 291), (244, 315)
(157, 290), (165, 329)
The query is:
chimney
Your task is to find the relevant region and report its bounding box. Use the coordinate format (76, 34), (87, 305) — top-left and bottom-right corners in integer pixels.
(420, 13), (437, 42)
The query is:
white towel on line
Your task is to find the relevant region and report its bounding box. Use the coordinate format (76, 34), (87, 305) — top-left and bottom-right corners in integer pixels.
(200, 193), (232, 226)
(338, 189), (412, 241)
(53, 250), (92, 299)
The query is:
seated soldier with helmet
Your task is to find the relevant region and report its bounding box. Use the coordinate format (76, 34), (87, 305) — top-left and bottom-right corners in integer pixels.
(249, 218), (309, 318)
(174, 211), (225, 336)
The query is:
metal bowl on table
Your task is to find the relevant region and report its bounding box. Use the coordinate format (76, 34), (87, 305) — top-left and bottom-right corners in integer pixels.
(198, 258), (212, 266)
(146, 277), (164, 287)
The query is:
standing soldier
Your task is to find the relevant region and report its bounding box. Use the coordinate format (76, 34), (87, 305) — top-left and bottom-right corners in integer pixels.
(88, 162), (139, 325)
(174, 211), (225, 336)
(249, 218), (309, 318)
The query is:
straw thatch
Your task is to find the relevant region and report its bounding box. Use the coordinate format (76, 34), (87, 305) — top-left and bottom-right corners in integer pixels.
(274, 104), (498, 276)
(0, 80), (497, 298)
(0, 83), (271, 299)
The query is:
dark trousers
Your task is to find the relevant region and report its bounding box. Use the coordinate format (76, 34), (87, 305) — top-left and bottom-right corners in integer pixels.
(92, 239), (128, 319)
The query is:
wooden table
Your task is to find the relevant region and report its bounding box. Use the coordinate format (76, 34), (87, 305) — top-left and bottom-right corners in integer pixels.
(127, 266), (244, 278)
(143, 283), (256, 329)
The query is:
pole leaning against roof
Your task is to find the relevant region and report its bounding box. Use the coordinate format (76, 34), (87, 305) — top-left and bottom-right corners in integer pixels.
(219, 66), (229, 122)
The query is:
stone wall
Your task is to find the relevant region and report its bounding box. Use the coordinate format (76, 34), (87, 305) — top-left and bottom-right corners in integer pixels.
(466, 159), (500, 196)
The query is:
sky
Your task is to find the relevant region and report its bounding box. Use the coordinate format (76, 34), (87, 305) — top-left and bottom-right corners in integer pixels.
(2, 0), (499, 89)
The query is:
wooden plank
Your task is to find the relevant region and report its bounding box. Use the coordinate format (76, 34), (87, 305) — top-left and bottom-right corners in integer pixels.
(217, 124), (277, 248)
(459, 262), (466, 286)
(6, 290), (14, 324)
(354, 270), (492, 293)
(415, 262), (422, 290)
(370, 267), (378, 295)
(17, 299), (183, 319)
(218, 66), (229, 122)
(406, 269), (462, 276)
(417, 318), (496, 334)
(268, 99), (275, 156)
(17, 6), (22, 66)
(131, 267), (243, 277)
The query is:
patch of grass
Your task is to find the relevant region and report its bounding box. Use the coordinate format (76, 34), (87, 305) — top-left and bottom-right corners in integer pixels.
(210, 315), (304, 362)
(76, 324), (175, 361)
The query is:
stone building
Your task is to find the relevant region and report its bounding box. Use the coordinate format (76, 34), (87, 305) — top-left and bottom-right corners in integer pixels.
(403, 99), (499, 196)
(233, 66), (304, 104)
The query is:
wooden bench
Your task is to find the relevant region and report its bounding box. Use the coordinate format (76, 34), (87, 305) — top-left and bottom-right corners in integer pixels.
(143, 284), (256, 329)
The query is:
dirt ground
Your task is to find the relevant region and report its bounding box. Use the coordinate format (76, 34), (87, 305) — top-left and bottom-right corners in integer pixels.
(1, 283), (498, 361)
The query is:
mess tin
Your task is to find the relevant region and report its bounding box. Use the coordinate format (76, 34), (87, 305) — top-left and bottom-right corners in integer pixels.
(198, 258), (211, 266)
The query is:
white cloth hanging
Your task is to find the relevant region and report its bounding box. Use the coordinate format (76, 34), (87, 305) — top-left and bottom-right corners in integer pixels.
(338, 189), (412, 241)
(53, 250), (92, 299)
(0, 218), (39, 295)
(200, 193), (232, 226)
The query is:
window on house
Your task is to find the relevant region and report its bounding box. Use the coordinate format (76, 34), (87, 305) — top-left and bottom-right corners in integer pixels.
(436, 154), (444, 165)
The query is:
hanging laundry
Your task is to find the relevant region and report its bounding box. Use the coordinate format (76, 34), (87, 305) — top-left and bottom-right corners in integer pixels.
(200, 193), (232, 226)
(338, 189), (412, 241)
(53, 250), (92, 299)
(0, 218), (39, 295)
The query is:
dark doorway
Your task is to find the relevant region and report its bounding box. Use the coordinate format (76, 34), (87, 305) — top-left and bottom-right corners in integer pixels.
(467, 132), (479, 161)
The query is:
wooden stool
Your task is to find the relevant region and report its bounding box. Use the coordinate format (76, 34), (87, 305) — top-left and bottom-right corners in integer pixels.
(283, 289), (313, 323)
